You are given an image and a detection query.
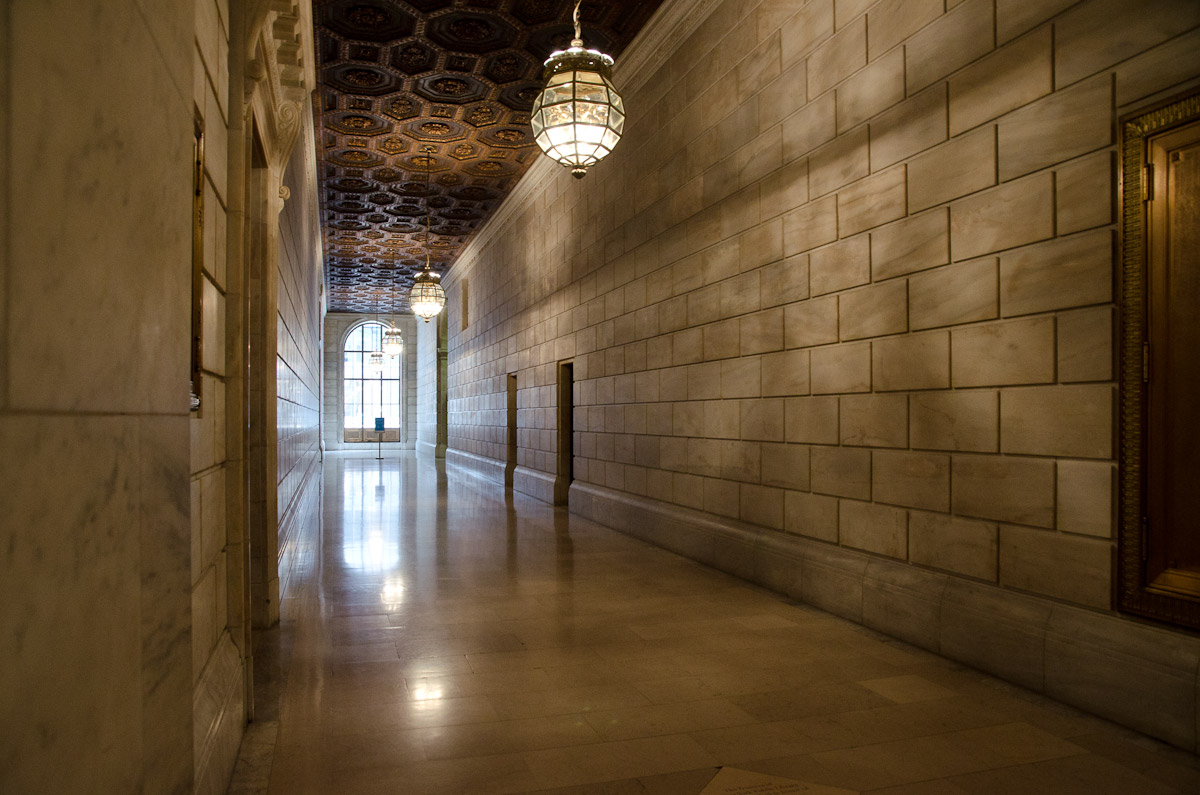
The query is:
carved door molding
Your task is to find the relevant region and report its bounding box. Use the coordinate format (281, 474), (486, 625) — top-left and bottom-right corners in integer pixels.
(1117, 89), (1200, 630)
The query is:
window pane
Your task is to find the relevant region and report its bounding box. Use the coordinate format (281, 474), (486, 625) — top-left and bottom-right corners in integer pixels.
(383, 355), (400, 379)
(347, 326), (362, 352)
(363, 323), (381, 351)
(364, 388), (381, 425)
(343, 380), (362, 429)
(345, 351), (362, 380)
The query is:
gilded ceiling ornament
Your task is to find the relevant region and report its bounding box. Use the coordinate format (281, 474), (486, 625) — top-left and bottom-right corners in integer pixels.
(379, 137), (406, 154)
(466, 106), (498, 125)
(396, 44), (428, 71)
(431, 78), (471, 95)
(489, 54), (523, 81)
(448, 18), (493, 41)
(346, 6), (389, 28)
(389, 98), (416, 117)
(344, 68), (384, 86)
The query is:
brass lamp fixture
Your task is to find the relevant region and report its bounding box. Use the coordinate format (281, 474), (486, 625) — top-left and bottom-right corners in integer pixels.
(366, 348), (385, 375)
(408, 146), (447, 322)
(530, 0), (625, 178)
(381, 326), (404, 357)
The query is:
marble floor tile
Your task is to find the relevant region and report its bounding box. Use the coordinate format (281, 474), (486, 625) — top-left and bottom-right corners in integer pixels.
(231, 453), (1194, 794)
(859, 674), (959, 704)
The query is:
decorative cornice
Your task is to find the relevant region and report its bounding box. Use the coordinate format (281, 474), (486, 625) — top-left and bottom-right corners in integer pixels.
(611, 0), (724, 95)
(445, 0), (720, 283)
(245, 1), (316, 168)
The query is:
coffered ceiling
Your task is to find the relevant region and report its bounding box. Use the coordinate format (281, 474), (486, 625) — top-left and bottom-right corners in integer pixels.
(314, 0), (664, 314)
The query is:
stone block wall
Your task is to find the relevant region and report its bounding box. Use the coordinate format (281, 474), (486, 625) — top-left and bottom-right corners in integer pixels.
(435, 0), (1200, 749)
(190, 1), (246, 792)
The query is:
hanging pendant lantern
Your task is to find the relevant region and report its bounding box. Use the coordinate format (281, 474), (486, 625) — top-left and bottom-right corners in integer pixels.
(408, 146), (447, 322)
(410, 268), (445, 322)
(530, 1), (624, 179)
(382, 326), (404, 357)
(366, 349), (385, 375)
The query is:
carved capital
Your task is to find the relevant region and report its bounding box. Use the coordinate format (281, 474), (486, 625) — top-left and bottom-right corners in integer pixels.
(244, 58), (267, 98)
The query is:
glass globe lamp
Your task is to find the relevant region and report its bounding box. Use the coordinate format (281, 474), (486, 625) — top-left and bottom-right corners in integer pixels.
(382, 327), (404, 357)
(409, 267), (446, 322)
(530, 31), (623, 178)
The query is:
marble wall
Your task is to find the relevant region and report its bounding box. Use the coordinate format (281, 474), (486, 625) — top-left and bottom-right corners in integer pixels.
(2, 0), (321, 791)
(433, 0), (1200, 750)
(415, 316), (439, 457)
(1, 1), (194, 792)
(277, 109), (323, 602)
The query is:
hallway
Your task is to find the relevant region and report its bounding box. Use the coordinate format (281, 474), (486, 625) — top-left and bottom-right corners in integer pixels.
(234, 454), (1198, 795)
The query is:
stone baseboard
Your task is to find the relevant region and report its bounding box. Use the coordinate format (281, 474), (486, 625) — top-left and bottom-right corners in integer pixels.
(415, 440), (448, 459)
(570, 482), (1200, 753)
(277, 456), (321, 605)
(193, 632), (245, 795)
(446, 448), (507, 486)
(514, 466), (561, 504)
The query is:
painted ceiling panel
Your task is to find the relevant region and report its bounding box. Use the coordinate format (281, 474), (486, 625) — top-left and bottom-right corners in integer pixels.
(314, 0), (663, 313)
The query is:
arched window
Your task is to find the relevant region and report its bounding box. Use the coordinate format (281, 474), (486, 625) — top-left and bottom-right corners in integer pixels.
(343, 321), (402, 442)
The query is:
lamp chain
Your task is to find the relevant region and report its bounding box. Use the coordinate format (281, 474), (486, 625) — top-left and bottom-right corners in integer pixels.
(424, 146), (433, 272)
(572, 0), (582, 45)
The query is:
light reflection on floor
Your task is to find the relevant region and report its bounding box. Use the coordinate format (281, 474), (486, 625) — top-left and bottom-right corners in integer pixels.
(231, 452), (1200, 795)
(338, 461), (402, 573)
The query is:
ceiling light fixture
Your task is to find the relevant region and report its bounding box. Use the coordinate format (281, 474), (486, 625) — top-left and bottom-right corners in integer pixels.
(382, 326), (404, 357)
(409, 146), (447, 322)
(530, 0), (625, 179)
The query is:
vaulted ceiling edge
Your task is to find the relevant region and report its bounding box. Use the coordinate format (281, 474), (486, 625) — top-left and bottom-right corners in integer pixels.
(314, 0), (665, 314)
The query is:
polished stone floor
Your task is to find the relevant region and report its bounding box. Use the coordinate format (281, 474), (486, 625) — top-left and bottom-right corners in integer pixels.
(229, 452), (1200, 794)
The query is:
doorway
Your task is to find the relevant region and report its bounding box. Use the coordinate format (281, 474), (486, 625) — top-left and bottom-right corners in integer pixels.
(436, 309), (448, 458)
(506, 373), (517, 488)
(1118, 93), (1200, 629)
(555, 361), (574, 505)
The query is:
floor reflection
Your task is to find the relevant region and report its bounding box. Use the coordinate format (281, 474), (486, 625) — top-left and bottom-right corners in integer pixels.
(338, 460), (402, 572)
(233, 451), (1200, 795)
